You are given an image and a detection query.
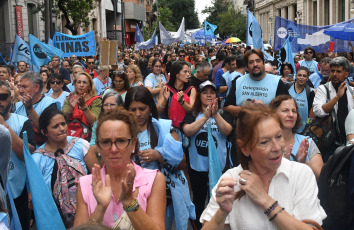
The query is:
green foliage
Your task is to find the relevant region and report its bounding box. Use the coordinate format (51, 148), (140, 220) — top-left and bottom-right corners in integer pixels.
(143, 6), (174, 40)
(202, 0), (230, 26)
(217, 7), (246, 40)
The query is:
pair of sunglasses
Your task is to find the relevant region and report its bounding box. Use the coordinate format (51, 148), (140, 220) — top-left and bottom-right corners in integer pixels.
(0, 93), (10, 100)
(51, 80), (62, 85)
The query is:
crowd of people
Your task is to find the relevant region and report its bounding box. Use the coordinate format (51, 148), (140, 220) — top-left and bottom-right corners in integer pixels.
(0, 42), (354, 230)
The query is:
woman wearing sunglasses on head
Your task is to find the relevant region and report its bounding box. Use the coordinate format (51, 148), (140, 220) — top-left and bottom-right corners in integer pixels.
(46, 73), (70, 108)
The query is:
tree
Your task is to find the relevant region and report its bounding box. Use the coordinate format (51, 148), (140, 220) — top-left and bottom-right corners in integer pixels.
(143, 6), (174, 41)
(34, 0), (95, 35)
(217, 7), (246, 40)
(202, 0), (230, 26)
(156, 0), (200, 29)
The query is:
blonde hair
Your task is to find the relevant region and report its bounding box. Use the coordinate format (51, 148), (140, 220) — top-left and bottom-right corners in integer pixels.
(74, 72), (97, 98)
(126, 64), (143, 85)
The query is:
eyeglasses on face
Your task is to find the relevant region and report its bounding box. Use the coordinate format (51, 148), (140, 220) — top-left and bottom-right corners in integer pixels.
(305, 51), (313, 54)
(87, 62), (95, 65)
(97, 138), (132, 150)
(103, 103), (118, 107)
(51, 80), (62, 85)
(0, 93), (10, 100)
(179, 55), (185, 57)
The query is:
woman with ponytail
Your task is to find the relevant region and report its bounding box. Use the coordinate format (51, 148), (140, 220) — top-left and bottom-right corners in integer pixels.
(200, 105), (326, 229)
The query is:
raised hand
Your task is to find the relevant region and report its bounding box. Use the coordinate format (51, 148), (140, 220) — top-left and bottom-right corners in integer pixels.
(77, 93), (87, 109)
(211, 98), (219, 117)
(297, 138), (309, 163)
(177, 91), (184, 104)
(215, 177), (237, 213)
(22, 93), (33, 110)
(162, 86), (170, 102)
(68, 93), (78, 108)
(120, 163), (138, 206)
(91, 164), (112, 209)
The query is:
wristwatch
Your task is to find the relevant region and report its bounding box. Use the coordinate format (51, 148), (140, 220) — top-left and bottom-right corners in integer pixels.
(82, 106), (89, 111)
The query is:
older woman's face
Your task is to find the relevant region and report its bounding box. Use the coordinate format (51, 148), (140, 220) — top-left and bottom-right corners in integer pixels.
(75, 74), (91, 95)
(45, 114), (67, 143)
(248, 117), (284, 172)
(97, 120), (136, 170)
(102, 95), (119, 112)
(152, 62), (162, 75)
(275, 99), (297, 130)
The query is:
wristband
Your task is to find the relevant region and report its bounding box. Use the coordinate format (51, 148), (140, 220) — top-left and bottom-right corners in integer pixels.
(123, 199), (140, 212)
(180, 100), (185, 105)
(264, 201), (278, 216)
(269, 207), (285, 221)
(82, 106), (89, 111)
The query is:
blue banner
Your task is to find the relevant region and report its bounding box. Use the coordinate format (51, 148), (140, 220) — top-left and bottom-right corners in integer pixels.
(23, 132), (66, 230)
(29, 34), (64, 67)
(274, 16), (354, 53)
(134, 23), (144, 43)
(247, 9), (264, 51)
(52, 31), (96, 57)
(137, 28), (156, 50)
(11, 35), (32, 68)
(276, 37), (296, 75)
(48, 38), (53, 46)
(204, 20), (217, 37)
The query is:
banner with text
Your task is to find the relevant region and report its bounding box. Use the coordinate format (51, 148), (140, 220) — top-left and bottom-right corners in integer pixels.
(53, 31), (96, 57)
(274, 16), (354, 53)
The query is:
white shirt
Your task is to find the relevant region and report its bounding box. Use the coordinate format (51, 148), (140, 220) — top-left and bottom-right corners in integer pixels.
(200, 158), (326, 229)
(313, 82), (354, 119)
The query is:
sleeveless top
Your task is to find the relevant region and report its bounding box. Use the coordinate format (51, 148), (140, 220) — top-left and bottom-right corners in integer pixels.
(235, 74), (280, 105)
(79, 162), (157, 228)
(288, 84), (310, 133)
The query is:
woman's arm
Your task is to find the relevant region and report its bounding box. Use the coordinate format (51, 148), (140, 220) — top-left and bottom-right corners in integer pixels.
(146, 86), (161, 96)
(307, 154), (323, 180)
(156, 86), (170, 114)
(214, 112), (233, 136)
(126, 172), (166, 230)
(82, 98), (102, 125)
(182, 115), (208, 137)
(179, 87), (196, 112)
(73, 184), (90, 226)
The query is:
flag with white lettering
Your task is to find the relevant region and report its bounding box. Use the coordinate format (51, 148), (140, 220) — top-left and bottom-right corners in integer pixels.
(137, 28), (156, 50)
(134, 23), (144, 43)
(23, 132), (66, 230)
(204, 20), (217, 37)
(52, 31), (96, 57)
(11, 35), (32, 67)
(29, 34), (64, 67)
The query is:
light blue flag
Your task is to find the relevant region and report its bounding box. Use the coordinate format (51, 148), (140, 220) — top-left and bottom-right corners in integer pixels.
(0, 53), (8, 65)
(204, 20), (217, 37)
(278, 37), (296, 75)
(134, 23), (144, 43)
(247, 9), (264, 51)
(48, 38), (53, 46)
(23, 132), (66, 230)
(52, 31), (96, 57)
(159, 18), (185, 45)
(11, 35), (32, 68)
(29, 34), (64, 67)
(207, 122), (222, 195)
(137, 28), (156, 49)
(9, 46), (12, 62)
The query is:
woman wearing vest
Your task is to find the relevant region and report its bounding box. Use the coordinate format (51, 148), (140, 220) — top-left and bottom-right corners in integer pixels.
(125, 86), (195, 230)
(144, 59), (167, 103)
(74, 108), (166, 229)
(270, 95), (323, 179)
(62, 72), (102, 141)
(46, 73), (70, 108)
(126, 65), (143, 87)
(156, 61), (196, 138)
(181, 81), (233, 229)
(32, 108), (89, 228)
(85, 91), (124, 172)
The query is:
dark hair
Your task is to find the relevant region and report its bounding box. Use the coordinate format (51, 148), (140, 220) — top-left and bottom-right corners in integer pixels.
(304, 47), (316, 56)
(86, 56), (95, 62)
(296, 66), (310, 76)
(167, 61), (189, 88)
(235, 105), (281, 200)
(193, 86), (219, 114)
(269, 95), (302, 133)
(112, 72), (130, 90)
(179, 50), (186, 55)
(51, 73), (64, 82)
(138, 57), (148, 69)
(280, 63), (294, 76)
(151, 59), (162, 68)
(124, 86), (159, 148)
(224, 55), (237, 66)
(244, 49), (264, 66)
(216, 52), (225, 61)
(0, 65), (11, 76)
(0, 80), (11, 94)
(96, 108), (139, 156)
(163, 54), (171, 64)
(39, 108), (66, 135)
(235, 55), (246, 68)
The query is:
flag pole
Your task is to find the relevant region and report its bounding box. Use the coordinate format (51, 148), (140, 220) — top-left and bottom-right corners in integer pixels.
(204, 20), (206, 46)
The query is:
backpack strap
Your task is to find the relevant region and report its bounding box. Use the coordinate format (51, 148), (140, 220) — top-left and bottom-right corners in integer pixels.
(86, 96), (100, 107)
(184, 86), (194, 94)
(165, 85), (177, 94)
(36, 137), (80, 159)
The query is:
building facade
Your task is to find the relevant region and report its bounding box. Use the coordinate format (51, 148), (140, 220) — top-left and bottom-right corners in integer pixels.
(250, 0), (354, 44)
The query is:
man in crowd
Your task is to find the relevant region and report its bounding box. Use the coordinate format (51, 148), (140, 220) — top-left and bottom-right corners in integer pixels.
(189, 61), (211, 89)
(15, 71), (58, 146)
(215, 55), (237, 91)
(0, 65), (11, 81)
(85, 56), (98, 78)
(313, 57), (353, 162)
(93, 65), (112, 96)
(220, 55), (247, 97)
(51, 55), (71, 85)
(296, 46), (320, 75)
(211, 52), (225, 82)
(0, 80), (35, 229)
(67, 64), (84, 92)
(171, 53), (177, 63)
(117, 53), (125, 71)
(224, 49), (288, 117)
(264, 62), (274, 74)
(309, 57), (331, 89)
(17, 61), (27, 74)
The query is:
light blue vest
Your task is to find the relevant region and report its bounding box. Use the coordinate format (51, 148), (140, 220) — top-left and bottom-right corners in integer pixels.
(66, 83), (75, 92)
(93, 77), (112, 96)
(45, 89), (70, 108)
(291, 134), (311, 162)
(288, 84), (309, 133)
(309, 72), (323, 89)
(299, 60), (319, 75)
(15, 96), (60, 116)
(188, 113), (229, 172)
(32, 136), (88, 191)
(224, 71), (243, 97)
(5, 113), (29, 198)
(137, 128), (159, 170)
(235, 74), (280, 105)
(144, 73), (167, 103)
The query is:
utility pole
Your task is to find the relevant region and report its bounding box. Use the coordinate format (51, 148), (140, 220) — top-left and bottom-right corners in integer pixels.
(114, 0), (117, 40)
(44, 0), (50, 42)
(49, 0), (53, 38)
(121, 0), (125, 51)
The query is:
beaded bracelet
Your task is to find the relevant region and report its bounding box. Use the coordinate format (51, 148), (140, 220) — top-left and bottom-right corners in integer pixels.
(264, 201), (278, 216)
(123, 199), (140, 212)
(269, 207), (285, 221)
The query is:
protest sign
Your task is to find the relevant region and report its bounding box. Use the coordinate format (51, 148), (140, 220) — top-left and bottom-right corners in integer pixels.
(99, 40), (119, 65)
(53, 31), (96, 57)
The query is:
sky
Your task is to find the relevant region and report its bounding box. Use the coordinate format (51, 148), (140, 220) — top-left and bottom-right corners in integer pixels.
(195, 0), (212, 25)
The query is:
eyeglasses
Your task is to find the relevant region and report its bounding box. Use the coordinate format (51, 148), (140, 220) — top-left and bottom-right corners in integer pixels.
(51, 80), (62, 85)
(87, 62), (95, 64)
(113, 71), (125, 74)
(154, 65), (162, 68)
(305, 51), (313, 54)
(179, 55), (185, 57)
(97, 138), (132, 150)
(0, 93), (10, 100)
(113, 80), (124, 84)
(103, 103), (118, 107)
